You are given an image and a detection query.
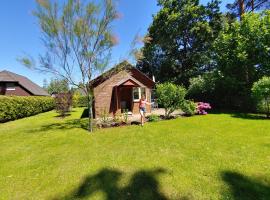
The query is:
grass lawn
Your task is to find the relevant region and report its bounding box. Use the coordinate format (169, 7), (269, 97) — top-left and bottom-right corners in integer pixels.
(0, 108), (270, 200)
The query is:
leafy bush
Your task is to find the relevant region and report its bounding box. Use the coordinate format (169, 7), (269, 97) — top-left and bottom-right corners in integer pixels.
(100, 107), (110, 124)
(122, 109), (129, 124)
(55, 93), (72, 117)
(180, 100), (197, 116)
(72, 90), (88, 107)
(0, 96), (55, 122)
(76, 96), (88, 107)
(72, 91), (81, 107)
(147, 114), (160, 122)
(252, 76), (270, 118)
(156, 83), (186, 118)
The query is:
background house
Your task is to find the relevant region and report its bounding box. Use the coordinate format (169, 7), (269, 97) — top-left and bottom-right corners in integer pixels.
(0, 70), (49, 96)
(91, 61), (155, 117)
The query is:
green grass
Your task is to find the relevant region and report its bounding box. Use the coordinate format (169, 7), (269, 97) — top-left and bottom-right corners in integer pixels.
(0, 108), (270, 200)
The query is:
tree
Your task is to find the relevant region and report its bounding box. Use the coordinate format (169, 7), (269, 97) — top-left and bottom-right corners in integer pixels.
(252, 76), (270, 118)
(226, 0), (270, 20)
(55, 92), (73, 118)
(156, 83), (186, 118)
(19, 0), (118, 132)
(212, 11), (270, 110)
(47, 78), (69, 95)
(42, 78), (48, 89)
(137, 0), (222, 86)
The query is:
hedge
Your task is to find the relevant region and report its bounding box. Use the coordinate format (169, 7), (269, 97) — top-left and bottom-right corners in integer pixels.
(73, 96), (88, 107)
(0, 96), (55, 122)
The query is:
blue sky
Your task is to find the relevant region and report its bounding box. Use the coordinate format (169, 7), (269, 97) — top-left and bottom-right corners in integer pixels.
(0, 0), (230, 86)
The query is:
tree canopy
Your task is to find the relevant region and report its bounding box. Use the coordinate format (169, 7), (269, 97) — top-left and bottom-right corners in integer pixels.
(46, 78), (69, 95)
(19, 0), (118, 131)
(212, 11), (270, 109)
(137, 0), (223, 86)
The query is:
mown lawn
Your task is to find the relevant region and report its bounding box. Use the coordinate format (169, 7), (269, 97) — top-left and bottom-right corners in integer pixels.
(0, 108), (269, 200)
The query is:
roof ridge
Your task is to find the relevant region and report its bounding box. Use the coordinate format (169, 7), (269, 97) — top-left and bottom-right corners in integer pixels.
(0, 70), (49, 96)
(0, 70), (17, 82)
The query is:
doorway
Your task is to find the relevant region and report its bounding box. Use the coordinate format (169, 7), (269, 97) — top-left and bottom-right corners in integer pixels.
(119, 86), (132, 112)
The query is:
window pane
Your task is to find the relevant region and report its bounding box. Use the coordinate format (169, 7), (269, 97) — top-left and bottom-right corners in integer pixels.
(133, 87), (139, 100)
(6, 83), (15, 87)
(141, 88), (146, 99)
(6, 83), (16, 91)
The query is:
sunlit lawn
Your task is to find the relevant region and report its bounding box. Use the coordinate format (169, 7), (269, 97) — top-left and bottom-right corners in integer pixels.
(0, 108), (269, 200)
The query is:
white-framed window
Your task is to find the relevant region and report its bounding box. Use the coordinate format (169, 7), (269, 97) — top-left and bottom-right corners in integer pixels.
(132, 87), (146, 101)
(6, 83), (16, 91)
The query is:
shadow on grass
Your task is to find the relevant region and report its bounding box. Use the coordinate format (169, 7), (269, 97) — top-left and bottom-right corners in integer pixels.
(54, 113), (72, 118)
(222, 171), (270, 200)
(80, 108), (89, 119)
(53, 168), (189, 200)
(230, 113), (269, 120)
(27, 119), (89, 133)
(209, 110), (269, 120)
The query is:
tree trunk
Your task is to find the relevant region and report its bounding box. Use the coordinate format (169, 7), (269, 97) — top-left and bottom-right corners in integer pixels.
(266, 98), (270, 119)
(87, 90), (94, 132)
(165, 108), (168, 118)
(239, 0), (245, 20)
(251, 0), (254, 11)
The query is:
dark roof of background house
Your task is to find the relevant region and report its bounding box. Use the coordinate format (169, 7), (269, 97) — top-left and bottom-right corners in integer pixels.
(0, 70), (49, 96)
(90, 60), (155, 87)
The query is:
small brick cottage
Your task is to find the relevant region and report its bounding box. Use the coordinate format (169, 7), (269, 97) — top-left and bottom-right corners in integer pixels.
(91, 61), (155, 117)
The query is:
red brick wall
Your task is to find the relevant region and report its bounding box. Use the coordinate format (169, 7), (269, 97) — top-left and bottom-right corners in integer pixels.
(0, 83), (32, 96)
(93, 70), (153, 117)
(94, 70), (129, 117)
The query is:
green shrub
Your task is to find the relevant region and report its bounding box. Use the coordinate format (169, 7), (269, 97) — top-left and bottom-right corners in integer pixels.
(72, 91), (81, 107)
(76, 96), (88, 107)
(180, 100), (197, 116)
(0, 96), (55, 122)
(156, 83), (186, 118)
(55, 93), (72, 117)
(122, 109), (129, 124)
(252, 76), (270, 118)
(147, 114), (160, 122)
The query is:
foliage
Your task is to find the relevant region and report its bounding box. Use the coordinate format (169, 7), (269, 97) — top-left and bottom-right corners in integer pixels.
(0, 96), (54, 122)
(197, 102), (212, 115)
(72, 91), (81, 108)
(76, 96), (88, 107)
(187, 71), (220, 104)
(252, 76), (270, 118)
(113, 114), (122, 123)
(147, 114), (160, 122)
(19, 0), (118, 132)
(72, 91), (88, 108)
(156, 83), (186, 118)
(212, 11), (270, 110)
(46, 78), (69, 95)
(180, 100), (197, 116)
(122, 109), (129, 124)
(137, 0), (223, 85)
(55, 93), (73, 118)
(226, 0), (270, 19)
(100, 108), (110, 124)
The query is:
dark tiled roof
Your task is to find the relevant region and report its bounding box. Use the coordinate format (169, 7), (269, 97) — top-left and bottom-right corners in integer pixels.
(0, 70), (49, 96)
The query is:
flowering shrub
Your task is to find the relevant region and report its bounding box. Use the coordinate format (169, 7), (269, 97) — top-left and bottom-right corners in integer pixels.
(196, 102), (211, 115)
